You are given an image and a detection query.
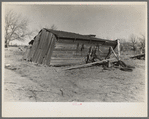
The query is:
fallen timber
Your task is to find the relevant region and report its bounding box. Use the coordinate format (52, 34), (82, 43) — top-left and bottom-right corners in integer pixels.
(65, 45), (121, 70)
(65, 46), (135, 71)
(130, 53), (145, 59)
(65, 58), (116, 70)
(65, 58), (135, 71)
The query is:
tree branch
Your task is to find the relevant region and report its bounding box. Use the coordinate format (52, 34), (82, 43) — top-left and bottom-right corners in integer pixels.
(5, 10), (33, 47)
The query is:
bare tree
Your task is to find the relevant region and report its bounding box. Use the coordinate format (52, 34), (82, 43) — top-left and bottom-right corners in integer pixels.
(138, 34), (145, 54)
(130, 34), (137, 52)
(5, 10), (33, 47)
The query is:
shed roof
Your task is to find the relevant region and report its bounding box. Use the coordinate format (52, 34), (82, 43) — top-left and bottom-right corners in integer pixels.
(44, 28), (117, 45)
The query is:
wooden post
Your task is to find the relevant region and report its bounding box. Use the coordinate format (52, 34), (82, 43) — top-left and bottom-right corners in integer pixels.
(117, 39), (120, 60)
(110, 47), (119, 61)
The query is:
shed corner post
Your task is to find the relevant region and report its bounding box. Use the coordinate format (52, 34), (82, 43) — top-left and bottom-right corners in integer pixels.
(117, 39), (121, 60)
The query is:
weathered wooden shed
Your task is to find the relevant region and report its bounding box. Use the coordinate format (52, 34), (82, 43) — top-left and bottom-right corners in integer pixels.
(23, 28), (118, 66)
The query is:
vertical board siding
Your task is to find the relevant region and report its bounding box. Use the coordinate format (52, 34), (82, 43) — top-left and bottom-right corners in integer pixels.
(32, 29), (47, 62)
(42, 33), (54, 65)
(39, 32), (53, 64)
(45, 35), (56, 65)
(23, 46), (32, 60)
(27, 32), (41, 61)
(36, 31), (49, 64)
(29, 32), (41, 61)
(33, 50), (41, 63)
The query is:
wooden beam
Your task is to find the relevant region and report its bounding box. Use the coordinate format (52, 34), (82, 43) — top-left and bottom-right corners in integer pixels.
(64, 58), (116, 70)
(98, 47), (103, 53)
(130, 53), (145, 59)
(117, 39), (121, 60)
(105, 47), (112, 59)
(110, 46), (119, 61)
(51, 58), (83, 60)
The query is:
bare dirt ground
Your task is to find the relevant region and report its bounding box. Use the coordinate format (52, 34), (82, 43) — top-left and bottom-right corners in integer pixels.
(4, 47), (145, 102)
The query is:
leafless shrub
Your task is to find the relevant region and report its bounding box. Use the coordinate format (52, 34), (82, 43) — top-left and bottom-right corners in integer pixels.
(120, 39), (131, 52)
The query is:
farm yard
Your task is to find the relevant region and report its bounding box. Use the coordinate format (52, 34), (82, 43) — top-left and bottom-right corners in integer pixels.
(4, 46), (146, 102)
(2, 3), (147, 118)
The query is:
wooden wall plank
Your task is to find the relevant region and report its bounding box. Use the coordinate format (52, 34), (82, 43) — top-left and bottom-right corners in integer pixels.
(36, 49), (43, 63)
(42, 33), (54, 65)
(36, 31), (49, 64)
(23, 46), (32, 60)
(57, 38), (117, 46)
(45, 35), (56, 66)
(52, 42), (110, 59)
(27, 32), (41, 61)
(33, 50), (41, 63)
(25, 30), (117, 66)
(32, 29), (47, 62)
(38, 32), (53, 64)
(50, 59), (83, 66)
(30, 32), (42, 61)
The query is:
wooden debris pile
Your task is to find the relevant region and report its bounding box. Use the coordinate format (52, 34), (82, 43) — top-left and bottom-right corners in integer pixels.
(65, 46), (135, 72)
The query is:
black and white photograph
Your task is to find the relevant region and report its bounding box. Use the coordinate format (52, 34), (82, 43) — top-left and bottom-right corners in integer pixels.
(2, 2), (147, 117)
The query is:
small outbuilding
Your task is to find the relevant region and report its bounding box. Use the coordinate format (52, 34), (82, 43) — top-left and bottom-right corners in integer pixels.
(23, 28), (118, 66)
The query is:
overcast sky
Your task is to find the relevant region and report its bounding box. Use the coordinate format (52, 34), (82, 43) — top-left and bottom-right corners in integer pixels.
(3, 2), (147, 45)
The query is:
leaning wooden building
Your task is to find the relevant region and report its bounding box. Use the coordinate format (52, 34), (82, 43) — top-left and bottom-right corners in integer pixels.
(23, 28), (118, 66)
